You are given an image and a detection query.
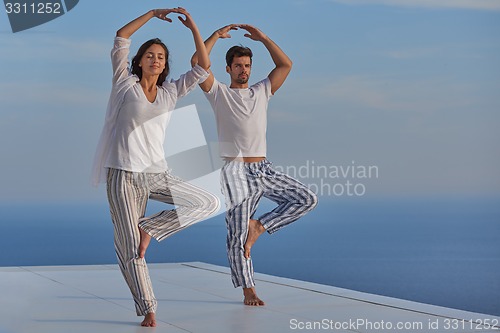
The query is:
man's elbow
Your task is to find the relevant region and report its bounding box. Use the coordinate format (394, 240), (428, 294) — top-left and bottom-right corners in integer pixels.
(282, 58), (293, 72)
(282, 59), (292, 74)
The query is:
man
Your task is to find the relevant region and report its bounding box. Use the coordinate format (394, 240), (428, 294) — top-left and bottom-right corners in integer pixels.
(192, 24), (318, 306)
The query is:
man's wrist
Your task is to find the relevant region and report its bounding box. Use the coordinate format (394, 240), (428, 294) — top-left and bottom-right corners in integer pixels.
(260, 34), (270, 42)
(212, 31), (222, 40)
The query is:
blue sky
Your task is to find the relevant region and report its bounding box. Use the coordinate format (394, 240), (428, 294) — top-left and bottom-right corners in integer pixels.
(0, 0), (499, 202)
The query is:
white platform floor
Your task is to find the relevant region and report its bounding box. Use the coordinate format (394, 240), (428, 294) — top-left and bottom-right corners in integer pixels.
(0, 262), (499, 333)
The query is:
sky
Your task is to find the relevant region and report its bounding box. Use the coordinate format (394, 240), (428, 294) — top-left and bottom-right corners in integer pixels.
(0, 0), (499, 203)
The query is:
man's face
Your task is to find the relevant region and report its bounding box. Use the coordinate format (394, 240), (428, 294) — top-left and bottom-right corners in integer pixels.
(227, 56), (252, 85)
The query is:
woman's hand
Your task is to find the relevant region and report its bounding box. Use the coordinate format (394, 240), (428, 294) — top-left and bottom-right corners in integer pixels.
(174, 7), (196, 30)
(117, 9), (177, 38)
(152, 8), (175, 22)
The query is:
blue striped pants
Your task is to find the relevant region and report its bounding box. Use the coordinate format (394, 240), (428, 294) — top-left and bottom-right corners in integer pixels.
(220, 159), (318, 288)
(106, 168), (220, 315)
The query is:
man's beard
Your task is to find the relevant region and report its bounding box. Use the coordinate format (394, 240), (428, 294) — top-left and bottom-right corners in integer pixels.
(235, 76), (249, 84)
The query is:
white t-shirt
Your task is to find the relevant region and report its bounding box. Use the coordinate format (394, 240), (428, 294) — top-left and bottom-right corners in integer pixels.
(91, 37), (208, 184)
(204, 78), (272, 158)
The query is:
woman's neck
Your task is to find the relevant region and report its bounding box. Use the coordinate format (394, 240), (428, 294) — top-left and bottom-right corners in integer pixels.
(140, 75), (159, 91)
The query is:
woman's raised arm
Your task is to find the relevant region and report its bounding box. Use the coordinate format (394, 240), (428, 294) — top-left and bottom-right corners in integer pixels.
(116, 9), (175, 39)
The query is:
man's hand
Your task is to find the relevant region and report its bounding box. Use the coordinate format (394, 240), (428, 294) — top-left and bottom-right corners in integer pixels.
(215, 24), (239, 39)
(237, 24), (267, 42)
(235, 24), (291, 95)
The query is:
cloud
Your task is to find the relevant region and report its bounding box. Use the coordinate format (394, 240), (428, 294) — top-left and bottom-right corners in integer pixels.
(329, 0), (500, 11)
(0, 34), (109, 62)
(0, 82), (106, 109)
(383, 46), (444, 60)
(320, 74), (479, 113)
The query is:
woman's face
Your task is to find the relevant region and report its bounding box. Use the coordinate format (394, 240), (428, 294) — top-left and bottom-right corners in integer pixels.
(139, 44), (166, 77)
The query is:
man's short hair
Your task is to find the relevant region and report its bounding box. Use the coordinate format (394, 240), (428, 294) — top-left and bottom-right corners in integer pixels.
(226, 45), (253, 67)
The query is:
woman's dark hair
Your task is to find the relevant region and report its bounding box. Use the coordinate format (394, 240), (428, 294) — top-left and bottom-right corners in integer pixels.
(131, 38), (170, 86)
(225, 45), (253, 67)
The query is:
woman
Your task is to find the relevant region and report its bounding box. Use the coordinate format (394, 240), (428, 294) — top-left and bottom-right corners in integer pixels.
(91, 8), (220, 327)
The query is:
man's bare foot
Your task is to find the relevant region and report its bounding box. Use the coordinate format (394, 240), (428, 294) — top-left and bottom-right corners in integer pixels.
(244, 219), (265, 259)
(138, 227), (151, 259)
(243, 287), (265, 306)
(141, 312), (156, 327)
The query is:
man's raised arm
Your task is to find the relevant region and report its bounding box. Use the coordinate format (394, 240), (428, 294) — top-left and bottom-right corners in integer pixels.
(191, 24), (237, 92)
(238, 24), (292, 95)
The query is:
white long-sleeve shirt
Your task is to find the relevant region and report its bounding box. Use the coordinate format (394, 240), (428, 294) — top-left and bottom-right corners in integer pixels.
(91, 37), (208, 185)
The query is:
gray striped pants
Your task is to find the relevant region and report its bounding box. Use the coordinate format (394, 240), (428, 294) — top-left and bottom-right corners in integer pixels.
(106, 168), (220, 315)
(220, 159), (318, 288)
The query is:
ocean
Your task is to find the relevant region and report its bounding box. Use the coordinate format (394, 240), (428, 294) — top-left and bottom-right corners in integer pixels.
(1, 196), (499, 316)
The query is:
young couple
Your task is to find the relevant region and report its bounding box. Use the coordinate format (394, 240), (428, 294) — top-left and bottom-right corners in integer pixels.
(92, 7), (318, 327)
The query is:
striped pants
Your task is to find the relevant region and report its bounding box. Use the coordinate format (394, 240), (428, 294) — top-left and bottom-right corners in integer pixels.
(106, 168), (220, 315)
(220, 159), (318, 288)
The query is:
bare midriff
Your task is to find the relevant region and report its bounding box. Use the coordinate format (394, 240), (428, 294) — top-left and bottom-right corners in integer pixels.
(224, 157), (266, 163)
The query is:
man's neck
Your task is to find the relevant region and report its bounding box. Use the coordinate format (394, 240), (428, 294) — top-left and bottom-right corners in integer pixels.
(230, 82), (249, 89)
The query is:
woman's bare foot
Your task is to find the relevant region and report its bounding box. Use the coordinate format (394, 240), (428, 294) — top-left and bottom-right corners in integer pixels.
(243, 287), (265, 306)
(138, 227), (151, 259)
(141, 312), (156, 327)
(244, 219), (265, 259)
